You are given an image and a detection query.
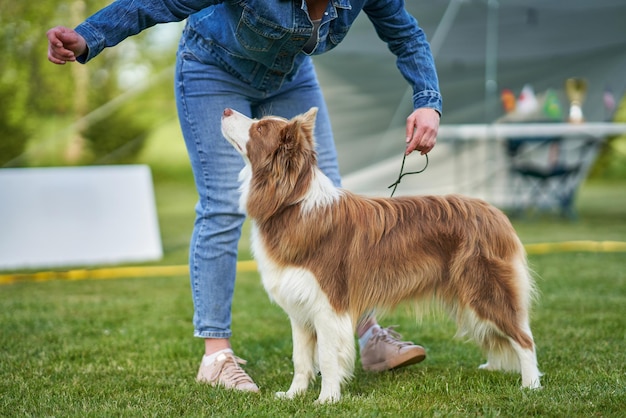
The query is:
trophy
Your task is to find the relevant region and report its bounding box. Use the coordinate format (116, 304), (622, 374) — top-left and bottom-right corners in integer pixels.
(565, 78), (587, 123)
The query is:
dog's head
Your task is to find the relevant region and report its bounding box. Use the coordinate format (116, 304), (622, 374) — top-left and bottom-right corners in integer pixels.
(221, 107), (317, 165)
(221, 107), (319, 219)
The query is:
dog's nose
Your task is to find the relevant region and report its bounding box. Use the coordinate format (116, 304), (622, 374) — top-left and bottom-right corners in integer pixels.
(223, 108), (233, 117)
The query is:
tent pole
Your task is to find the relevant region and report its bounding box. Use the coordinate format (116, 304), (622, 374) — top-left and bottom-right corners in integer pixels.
(484, 0), (499, 201)
(485, 0), (499, 124)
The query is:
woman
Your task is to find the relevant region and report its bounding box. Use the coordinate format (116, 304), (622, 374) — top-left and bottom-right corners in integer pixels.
(47, 0), (442, 392)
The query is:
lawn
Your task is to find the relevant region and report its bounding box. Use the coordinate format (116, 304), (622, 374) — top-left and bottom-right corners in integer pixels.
(1, 139), (625, 416)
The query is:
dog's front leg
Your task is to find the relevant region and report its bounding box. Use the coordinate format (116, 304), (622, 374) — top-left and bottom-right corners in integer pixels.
(276, 319), (316, 399)
(314, 312), (355, 404)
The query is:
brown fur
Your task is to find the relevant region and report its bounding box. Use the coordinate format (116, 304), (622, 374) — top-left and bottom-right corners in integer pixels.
(246, 111), (533, 349)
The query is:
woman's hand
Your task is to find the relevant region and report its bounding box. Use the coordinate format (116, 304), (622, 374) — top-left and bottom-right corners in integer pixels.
(47, 26), (87, 65)
(405, 108), (440, 155)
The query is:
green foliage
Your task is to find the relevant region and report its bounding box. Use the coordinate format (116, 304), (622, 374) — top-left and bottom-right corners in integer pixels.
(590, 93), (626, 180)
(0, 83), (30, 166)
(81, 107), (153, 164)
(0, 1), (76, 156)
(0, 2), (42, 166)
(0, 0), (179, 167)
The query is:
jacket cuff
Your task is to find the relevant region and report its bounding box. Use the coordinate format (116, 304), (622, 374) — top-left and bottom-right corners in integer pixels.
(413, 90), (443, 116)
(75, 21), (106, 64)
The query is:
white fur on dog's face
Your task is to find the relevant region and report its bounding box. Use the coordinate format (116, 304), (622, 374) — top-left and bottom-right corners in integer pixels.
(221, 108), (255, 160)
(221, 109), (291, 163)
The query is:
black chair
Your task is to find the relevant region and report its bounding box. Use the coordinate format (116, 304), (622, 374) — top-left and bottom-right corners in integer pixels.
(505, 136), (596, 219)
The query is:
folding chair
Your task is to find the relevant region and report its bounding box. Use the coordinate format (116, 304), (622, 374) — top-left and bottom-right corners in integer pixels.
(505, 136), (596, 219)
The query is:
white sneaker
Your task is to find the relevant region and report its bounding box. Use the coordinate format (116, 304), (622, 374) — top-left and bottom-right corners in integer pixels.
(361, 326), (426, 372)
(196, 351), (259, 393)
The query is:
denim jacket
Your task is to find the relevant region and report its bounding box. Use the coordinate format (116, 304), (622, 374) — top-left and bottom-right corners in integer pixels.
(76, 0), (441, 113)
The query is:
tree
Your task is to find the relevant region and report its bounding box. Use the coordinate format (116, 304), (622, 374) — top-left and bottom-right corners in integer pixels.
(0, 0), (180, 166)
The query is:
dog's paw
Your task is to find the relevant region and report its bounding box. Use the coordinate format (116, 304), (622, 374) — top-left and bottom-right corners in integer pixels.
(275, 391), (291, 399)
(521, 379), (542, 390)
(314, 394), (340, 405)
(478, 362), (496, 371)
(314, 390), (341, 404)
(275, 390), (301, 400)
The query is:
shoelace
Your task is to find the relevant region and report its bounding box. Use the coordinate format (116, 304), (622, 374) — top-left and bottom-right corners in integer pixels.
(207, 354), (255, 387)
(373, 326), (413, 348)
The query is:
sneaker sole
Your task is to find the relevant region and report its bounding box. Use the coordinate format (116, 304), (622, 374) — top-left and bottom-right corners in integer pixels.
(362, 349), (426, 372)
(196, 377), (260, 393)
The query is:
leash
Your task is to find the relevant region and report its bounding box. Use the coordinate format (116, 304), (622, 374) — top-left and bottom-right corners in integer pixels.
(387, 153), (429, 197)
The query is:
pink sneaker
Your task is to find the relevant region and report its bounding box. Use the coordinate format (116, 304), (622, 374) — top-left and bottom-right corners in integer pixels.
(196, 351), (259, 392)
(361, 327), (426, 372)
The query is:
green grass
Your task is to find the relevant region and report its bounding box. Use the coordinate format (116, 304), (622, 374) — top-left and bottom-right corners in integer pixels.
(1, 131), (626, 416)
(1, 252), (625, 416)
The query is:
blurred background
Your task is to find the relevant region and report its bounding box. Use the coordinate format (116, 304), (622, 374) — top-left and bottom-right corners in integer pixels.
(1, 0), (625, 270)
(2, 5), (625, 414)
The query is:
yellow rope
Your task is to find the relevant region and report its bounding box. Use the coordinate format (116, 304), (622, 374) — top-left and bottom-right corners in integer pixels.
(524, 240), (626, 255)
(0, 260), (257, 285)
(0, 242), (624, 285)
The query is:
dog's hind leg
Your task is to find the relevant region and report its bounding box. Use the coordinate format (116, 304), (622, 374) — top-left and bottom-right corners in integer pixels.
(508, 326), (542, 389)
(276, 319), (317, 399)
(457, 255), (541, 388)
(478, 319), (541, 389)
(314, 311), (355, 403)
(478, 333), (520, 372)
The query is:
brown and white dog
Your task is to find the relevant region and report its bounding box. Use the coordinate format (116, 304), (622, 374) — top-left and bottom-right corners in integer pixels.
(221, 107), (541, 403)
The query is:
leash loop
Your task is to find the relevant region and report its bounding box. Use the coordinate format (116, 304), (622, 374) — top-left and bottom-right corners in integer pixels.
(387, 153), (429, 197)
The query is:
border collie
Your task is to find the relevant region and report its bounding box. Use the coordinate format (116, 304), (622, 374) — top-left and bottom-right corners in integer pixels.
(221, 107), (541, 403)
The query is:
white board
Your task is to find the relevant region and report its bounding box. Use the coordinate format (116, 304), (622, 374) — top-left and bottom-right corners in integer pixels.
(0, 165), (163, 270)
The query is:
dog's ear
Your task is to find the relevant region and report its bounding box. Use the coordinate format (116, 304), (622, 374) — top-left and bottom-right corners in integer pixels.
(301, 107), (318, 127)
(300, 107), (317, 140)
(281, 107), (318, 148)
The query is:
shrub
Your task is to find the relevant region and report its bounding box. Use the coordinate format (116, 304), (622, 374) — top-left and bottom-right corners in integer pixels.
(0, 82), (30, 167)
(81, 107), (153, 165)
(590, 94), (626, 180)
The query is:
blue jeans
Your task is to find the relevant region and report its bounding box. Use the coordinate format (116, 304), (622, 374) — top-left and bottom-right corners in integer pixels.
(175, 41), (342, 339)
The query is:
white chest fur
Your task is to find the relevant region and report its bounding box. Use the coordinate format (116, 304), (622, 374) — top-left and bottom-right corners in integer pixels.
(250, 223), (334, 327)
